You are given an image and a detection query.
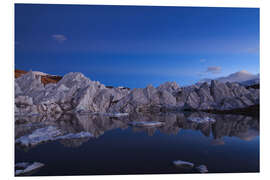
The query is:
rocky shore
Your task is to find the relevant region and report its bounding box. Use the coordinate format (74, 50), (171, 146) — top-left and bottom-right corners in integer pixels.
(15, 71), (259, 117)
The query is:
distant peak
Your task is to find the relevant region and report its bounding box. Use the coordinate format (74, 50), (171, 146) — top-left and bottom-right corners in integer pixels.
(236, 70), (251, 74)
(199, 70), (258, 84)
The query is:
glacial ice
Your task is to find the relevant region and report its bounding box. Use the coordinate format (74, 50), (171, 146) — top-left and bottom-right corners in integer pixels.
(128, 121), (165, 127)
(15, 126), (93, 147)
(15, 162), (44, 176)
(196, 164), (208, 173)
(172, 160), (194, 168)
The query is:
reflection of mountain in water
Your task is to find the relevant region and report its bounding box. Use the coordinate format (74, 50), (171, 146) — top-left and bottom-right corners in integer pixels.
(15, 112), (259, 149)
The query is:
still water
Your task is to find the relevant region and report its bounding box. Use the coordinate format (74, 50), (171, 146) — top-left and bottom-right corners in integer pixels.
(15, 112), (259, 175)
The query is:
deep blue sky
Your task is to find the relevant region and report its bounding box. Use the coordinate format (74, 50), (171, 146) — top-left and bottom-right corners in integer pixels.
(15, 4), (259, 88)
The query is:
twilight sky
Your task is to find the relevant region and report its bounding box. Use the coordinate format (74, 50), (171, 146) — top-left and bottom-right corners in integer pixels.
(15, 4), (259, 88)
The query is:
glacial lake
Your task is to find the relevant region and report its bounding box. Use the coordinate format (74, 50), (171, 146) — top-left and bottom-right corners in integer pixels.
(15, 112), (259, 175)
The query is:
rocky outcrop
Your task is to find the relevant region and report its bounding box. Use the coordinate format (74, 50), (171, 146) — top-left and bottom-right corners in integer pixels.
(15, 71), (259, 116)
(173, 80), (259, 111)
(109, 84), (176, 113)
(157, 81), (180, 95)
(15, 71), (130, 116)
(15, 69), (62, 85)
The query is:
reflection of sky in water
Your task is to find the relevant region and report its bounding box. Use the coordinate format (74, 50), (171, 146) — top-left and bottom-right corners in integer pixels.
(15, 112), (259, 175)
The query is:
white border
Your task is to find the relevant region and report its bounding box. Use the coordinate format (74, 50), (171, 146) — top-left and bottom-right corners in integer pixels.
(1, 0), (270, 180)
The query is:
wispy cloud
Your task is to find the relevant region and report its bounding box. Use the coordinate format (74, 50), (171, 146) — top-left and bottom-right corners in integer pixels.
(52, 34), (67, 43)
(206, 66), (222, 74)
(200, 59), (206, 63)
(197, 72), (206, 77)
(198, 66), (222, 76)
(246, 47), (259, 54)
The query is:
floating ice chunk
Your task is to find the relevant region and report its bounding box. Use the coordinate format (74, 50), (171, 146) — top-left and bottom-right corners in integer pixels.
(129, 121), (164, 127)
(196, 164), (208, 173)
(15, 162), (44, 176)
(55, 132), (93, 140)
(15, 126), (62, 146)
(23, 162), (44, 174)
(187, 117), (215, 123)
(15, 170), (24, 175)
(15, 162), (30, 169)
(15, 126), (93, 147)
(172, 160), (194, 168)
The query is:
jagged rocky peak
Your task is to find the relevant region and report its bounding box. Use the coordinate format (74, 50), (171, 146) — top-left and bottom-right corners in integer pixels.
(172, 80), (259, 111)
(15, 70), (45, 95)
(57, 72), (104, 89)
(109, 84), (176, 113)
(15, 70), (259, 117)
(210, 80), (233, 103)
(15, 71), (131, 116)
(199, 70), (259, 84)
(157, 81), (180, 94)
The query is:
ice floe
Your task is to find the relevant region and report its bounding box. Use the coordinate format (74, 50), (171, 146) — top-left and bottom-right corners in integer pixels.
(55, 132), (93, 140)
(196, 164), (208, 173)
(15, 126), (93, 147)
(15, 162), (44, 175)
(128, 121), (165, 127)
(172, 160), (194, 168)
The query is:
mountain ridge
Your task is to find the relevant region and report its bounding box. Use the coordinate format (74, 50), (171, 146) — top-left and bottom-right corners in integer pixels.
(199, 70), (259, 85)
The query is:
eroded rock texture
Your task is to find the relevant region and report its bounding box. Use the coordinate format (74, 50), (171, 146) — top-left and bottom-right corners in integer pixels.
(15, 71), (259, 116)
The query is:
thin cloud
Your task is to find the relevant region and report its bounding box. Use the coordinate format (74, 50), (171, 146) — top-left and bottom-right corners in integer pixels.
(246, 47), (259, 54)
(197, 72), (206, 77)
(200, 59), (206, 63)
(52, 34), (67, 43)
(206, 66), (222, 74)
